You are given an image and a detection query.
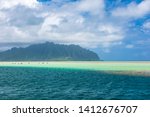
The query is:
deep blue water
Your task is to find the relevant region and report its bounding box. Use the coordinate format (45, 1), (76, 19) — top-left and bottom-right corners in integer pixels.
(0, 67), (150, 100)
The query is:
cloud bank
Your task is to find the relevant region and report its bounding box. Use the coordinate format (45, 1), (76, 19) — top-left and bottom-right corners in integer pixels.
(0, 0), (149, 51)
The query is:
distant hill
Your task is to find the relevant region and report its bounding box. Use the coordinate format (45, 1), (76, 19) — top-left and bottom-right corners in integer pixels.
(0, 42), (100, 61)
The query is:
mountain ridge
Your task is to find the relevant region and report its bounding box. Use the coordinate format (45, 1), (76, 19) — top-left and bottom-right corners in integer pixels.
(0, 42), (100, 61)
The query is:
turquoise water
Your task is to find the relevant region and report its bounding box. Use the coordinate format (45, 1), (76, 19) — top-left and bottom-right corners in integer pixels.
(0, 67), (150, 100)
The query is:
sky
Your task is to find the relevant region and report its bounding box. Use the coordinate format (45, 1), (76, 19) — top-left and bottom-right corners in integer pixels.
(0, 0), (150, 60)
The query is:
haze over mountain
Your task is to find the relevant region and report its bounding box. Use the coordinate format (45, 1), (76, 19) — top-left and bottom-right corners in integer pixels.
(0, 42), (100, 61)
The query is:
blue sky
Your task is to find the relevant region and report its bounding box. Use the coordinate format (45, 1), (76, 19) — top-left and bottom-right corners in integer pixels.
(0, 0), (150, 60)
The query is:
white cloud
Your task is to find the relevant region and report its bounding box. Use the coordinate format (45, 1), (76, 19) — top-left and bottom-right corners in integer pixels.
(39, 12), (124, 48)
(36, 0), (124, 48)
(0, 0), (125, 50)
(143, 21), (150, 30)
(98, 24), (124, 47)
(98, 24), (122, 35)
(0, 0), (38, 9)
(0, 26), (30, 42)
(77, 0), (105, 15)
(0, 11), (6, 21)
(112, 0), (150, 19)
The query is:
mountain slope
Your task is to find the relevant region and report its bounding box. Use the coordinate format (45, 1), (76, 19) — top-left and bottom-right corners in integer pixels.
(0, 42), (100, 61)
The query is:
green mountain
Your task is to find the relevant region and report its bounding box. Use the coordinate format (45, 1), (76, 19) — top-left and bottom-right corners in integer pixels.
(0, 42), (100, 61)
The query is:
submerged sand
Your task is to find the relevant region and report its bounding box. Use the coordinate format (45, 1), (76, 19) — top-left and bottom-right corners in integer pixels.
(0, 61), (150, 76)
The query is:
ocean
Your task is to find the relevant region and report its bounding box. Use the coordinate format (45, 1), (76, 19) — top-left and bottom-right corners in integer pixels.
(0, 67), (150, 100)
